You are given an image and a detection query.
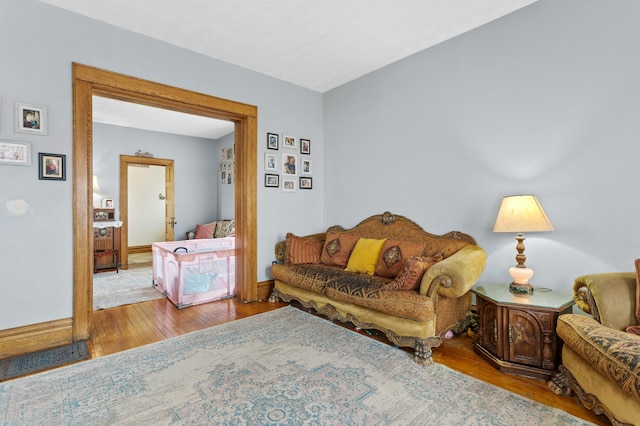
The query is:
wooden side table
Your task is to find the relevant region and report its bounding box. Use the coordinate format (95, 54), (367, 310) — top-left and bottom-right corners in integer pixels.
(94, 225), (121, 273)
(471, 283), (574, 380)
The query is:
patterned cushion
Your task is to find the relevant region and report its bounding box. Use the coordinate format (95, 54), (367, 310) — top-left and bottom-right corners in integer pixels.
(384, 256), (440, 291)
(320, 231), (360, 267)
(375, 240), (426, 278)
(345, 238), (387, 275)
(324, 277), (434, 321)
(194, 222), (217, 239)
(271, 263), (346, 294)
(285, 233), (322, 265)
(186, 230), (196, 240)
(557, 314), (640, 402)
(214, 219), (235, 238)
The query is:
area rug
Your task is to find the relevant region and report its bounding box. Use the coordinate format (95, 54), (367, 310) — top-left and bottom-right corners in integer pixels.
(93, 267), (165, 310)
(0, 341), (89, 382)
(0, 307), (593, 425)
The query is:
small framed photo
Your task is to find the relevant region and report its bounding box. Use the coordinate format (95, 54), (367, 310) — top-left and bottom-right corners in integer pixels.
(282, 178), (296, 192)
(265, 173), (279, 188)
(38, 153), (65, 180)
(221, 171), (227, 184)
(300, 138), (311, 155)
(101, 198), (114, 208)
(267, 132), (279, 150)
(302, 159), (312, 174)
(282, 154), (297, 175)
(0, 140), (31, 166)
(283, 135), (296, 149)
(300, 177), (313, 189)
(15, 102), (47, 135)
(265, 153), (277, 171)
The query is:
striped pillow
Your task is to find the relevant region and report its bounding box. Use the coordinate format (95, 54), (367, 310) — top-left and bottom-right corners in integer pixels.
(285, 233), (323, 265)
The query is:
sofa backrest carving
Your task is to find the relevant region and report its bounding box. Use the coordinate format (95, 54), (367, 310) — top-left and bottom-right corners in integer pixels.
(275, 211), (476, 263)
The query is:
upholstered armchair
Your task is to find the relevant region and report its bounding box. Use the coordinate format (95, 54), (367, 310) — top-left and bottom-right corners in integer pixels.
(550, 272), (640, 426)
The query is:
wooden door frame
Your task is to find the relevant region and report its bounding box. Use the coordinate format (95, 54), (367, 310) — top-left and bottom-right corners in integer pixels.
(119, 155), (174, 266)
(72, 63), (258, 341)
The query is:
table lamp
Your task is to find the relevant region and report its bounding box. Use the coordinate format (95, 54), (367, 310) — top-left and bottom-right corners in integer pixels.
(93, 175), (103, 208)
(493, 195), (554, 295)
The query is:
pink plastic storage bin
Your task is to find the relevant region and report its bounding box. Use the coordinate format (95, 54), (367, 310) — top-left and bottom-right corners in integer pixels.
(152, 237), (235, 308)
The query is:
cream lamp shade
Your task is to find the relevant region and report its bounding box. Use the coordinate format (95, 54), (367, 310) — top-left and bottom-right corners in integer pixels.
(493, 195), (553, 234)
(92, 175), (102, 193)
(493, 195), (553, 295)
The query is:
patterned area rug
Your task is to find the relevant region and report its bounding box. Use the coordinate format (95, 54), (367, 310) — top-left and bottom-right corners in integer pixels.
(0, 341), (89, 382)
(0, 307), (593, 425)
(94, 267), (165, 310)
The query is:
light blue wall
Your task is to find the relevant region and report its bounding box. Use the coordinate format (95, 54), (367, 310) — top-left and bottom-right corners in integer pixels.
(323, 0), (640, 291)
(0, 0), (323, 329)
(93, 123), (223, 239)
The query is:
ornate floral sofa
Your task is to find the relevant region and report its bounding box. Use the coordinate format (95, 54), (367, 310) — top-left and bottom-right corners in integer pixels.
(269, 212), (487, 366)
(549, 266), (640, 426)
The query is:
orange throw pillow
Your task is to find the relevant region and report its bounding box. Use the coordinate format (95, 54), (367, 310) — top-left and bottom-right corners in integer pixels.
(285, 233), (323, 265)
(375, 240), (426, 278)
(384, 256), (439, 291)
(320, 231), (360, 267)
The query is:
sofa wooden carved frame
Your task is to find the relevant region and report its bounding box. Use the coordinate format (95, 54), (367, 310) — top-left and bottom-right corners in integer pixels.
(270, 211), (481, 366)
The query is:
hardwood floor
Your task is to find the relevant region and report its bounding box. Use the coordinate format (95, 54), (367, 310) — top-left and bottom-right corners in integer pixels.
(90, 297), (609, 425)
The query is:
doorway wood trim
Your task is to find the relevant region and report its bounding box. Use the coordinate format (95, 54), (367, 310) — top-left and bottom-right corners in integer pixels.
(119, 155), (174, 267)
(72, 63), (258, 341)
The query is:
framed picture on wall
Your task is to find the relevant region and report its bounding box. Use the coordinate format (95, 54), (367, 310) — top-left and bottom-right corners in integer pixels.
(0, 140), (31, 166)
(302, 159), (311, 174)
(15, 102), (47, 135)
(267, 132), (279, 150)
(265, 153), (277, 171)
(282, 178), (296, 192)
(38, 153), (65, 180)
(265, 173), (279, 188)
(283, 135), (296, 149)
(282, 154), (297, 176)
(300, 177), (312, 189)
(300, 138), (310, 154)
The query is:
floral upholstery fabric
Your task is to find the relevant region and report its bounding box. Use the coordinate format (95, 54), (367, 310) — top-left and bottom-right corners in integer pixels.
(557, 314), (640, 401)
(325, 278), (434, 321)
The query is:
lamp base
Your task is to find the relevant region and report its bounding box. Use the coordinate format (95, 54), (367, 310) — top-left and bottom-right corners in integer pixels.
(509, 281), (534, 296)
(508, 265), (535, 296)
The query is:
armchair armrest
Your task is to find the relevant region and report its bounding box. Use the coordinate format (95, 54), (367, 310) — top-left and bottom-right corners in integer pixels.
(419, 245), (487, 298)
(573, 272), (637, 330)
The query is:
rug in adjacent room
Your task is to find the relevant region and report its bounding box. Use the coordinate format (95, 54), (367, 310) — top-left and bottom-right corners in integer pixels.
(93, 267), (165, 310)
(0, 306), (594, 425)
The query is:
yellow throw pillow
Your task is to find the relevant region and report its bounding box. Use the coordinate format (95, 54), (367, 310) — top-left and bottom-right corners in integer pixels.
(345, 238), (387, 275)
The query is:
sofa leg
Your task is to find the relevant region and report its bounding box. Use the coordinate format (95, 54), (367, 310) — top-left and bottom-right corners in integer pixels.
(548, 366), (574, 397)
(414, 340), (434, 366)
(268, 289), (280, 303)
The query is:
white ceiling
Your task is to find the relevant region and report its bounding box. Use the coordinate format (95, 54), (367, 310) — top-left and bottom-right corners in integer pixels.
(40, 0), (538, 137)
(92, 96), (235, 139)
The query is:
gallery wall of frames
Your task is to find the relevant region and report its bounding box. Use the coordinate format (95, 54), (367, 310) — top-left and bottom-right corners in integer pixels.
(264, 132), (312, 192)
(0, 97), (66, 181)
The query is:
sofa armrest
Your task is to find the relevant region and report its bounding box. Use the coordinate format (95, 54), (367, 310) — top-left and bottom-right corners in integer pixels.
(419, 245), (487, 299)
(573, 272), (637, 330)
